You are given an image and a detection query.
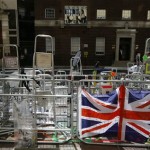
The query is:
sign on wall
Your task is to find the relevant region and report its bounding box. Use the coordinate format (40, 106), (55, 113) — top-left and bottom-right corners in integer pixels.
(65, 6), (87, 24)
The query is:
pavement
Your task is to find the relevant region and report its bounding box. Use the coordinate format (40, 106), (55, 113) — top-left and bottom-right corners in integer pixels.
(0, 142), (150, 150)
(0, 143), (81, 150)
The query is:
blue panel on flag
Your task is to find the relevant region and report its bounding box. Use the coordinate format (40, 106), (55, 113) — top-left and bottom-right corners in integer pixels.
(82, 119), (102, 128)
(125, 126), (147, 143)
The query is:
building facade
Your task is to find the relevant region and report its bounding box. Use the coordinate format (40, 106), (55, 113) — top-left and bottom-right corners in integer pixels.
(0, 0), (19, 61)
(34, 0), (150, 67)
(0, 0), (35, 67)
(1, 0), (150, 67)
(0, 0), (18, 47)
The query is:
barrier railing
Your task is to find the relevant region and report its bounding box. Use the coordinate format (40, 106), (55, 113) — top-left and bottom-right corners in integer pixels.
(0, 73), (150, 149)
(0, 74), (73, 149)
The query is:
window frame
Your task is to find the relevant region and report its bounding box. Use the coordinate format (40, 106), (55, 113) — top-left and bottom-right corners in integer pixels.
(122, 10), (131, 20)
(95, 37), (105, 56)
(64, 6), (87, 25)
(45, 8), (55, 19)
(147, 10), (150, 20)
(45, 37), (55, 54)
(71, 37), (80, 55)
(96, 9), (106, 20)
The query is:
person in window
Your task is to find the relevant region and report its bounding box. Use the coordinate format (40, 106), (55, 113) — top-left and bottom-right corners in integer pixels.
(77, 12), (81, 24)
(77, 9), (87, 24)
(80, 9), (87, 23)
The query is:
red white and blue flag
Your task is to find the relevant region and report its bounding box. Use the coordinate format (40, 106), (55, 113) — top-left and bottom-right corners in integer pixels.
(78, 85), (150, 143)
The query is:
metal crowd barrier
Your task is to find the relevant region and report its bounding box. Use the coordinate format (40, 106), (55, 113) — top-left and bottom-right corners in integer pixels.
(0, 72), (150, 149)
(0, 73), (74, 149)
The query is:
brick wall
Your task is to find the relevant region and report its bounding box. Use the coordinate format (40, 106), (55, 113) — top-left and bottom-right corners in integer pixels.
(34, 0), (150, 66)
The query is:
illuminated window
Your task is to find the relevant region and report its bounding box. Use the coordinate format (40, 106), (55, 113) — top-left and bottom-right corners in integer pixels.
(46, 37), (55, 54)
(71, 37), (80, 55)
(65, 6), (87, 24)
(122, 10), (131, 20)
(147, 10), (150, 20)
(97, 9), (106, 19)
(45, 8), (55, 18)
(96, 37), (105, 55)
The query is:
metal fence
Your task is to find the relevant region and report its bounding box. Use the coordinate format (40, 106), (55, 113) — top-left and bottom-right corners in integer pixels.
(0, 72), (150, 149)
(0, 73), (73, 149)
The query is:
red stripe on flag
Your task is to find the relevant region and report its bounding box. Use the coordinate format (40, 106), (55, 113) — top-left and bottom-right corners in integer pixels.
(118, 85), (126, 140)
(82, 122), (111, 135)
(136, 101), (150, 108)
(123, 110), (150, 120)
(82, 108), (119, 120)
(128, 122), (150, 135)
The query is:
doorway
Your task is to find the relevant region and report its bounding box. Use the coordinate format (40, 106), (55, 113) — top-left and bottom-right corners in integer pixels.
(119, 38), (131, 61)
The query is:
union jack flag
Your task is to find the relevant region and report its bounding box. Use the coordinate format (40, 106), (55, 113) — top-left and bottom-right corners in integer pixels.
(78, 85), (150, 143)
